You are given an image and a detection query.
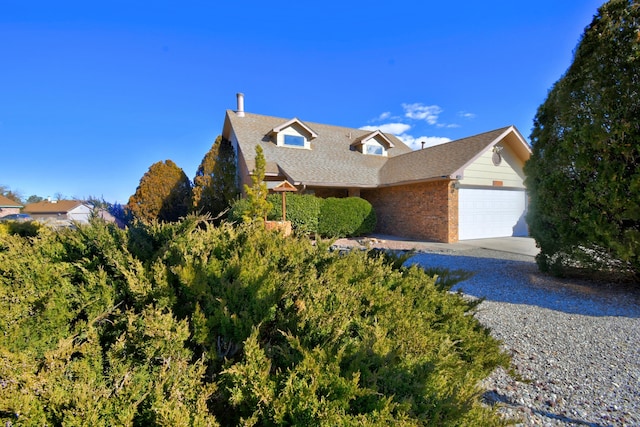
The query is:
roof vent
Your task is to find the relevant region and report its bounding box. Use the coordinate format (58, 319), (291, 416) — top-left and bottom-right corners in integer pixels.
(236, 93), (245, 117)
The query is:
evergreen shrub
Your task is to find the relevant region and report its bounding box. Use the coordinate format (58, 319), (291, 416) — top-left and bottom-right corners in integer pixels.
(525, 0), (640, 280)
(0, 219), (42, 237)
(267, 193), (323, 235)
(227, 197), (251, 224)
(0, 217), (510, 426)
(318, 196), (377, 237)
(128, 160), (193, 223)
(192, 136), (238, 221)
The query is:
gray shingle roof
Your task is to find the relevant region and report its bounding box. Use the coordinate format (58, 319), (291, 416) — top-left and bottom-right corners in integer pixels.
(225, 111), (412, 187)
(380, 126), (514, 185)
(225, 110), (525, 188)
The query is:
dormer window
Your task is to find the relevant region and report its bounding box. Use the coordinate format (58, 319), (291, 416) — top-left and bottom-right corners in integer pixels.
(270, 118), (318, 150)
(366, 141), (384, 156)
(284, 135), (305, 147)
(351, 130), (395, 156)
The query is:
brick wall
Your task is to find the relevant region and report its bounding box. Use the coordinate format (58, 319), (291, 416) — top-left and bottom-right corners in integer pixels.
(0, 207), (20, 218)
(362, 180), (459, 243)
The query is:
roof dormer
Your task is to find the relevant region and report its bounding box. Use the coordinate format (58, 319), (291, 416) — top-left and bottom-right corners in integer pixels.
(269, 118), (318, 149)
(350, 130), (395, 156)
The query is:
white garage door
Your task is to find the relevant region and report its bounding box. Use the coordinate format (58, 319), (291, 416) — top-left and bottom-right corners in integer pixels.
(458, 188), (527, 240)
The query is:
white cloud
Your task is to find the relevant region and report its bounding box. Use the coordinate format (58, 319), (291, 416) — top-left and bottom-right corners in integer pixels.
(458, 111), (476, 119)
(397, 134), (452, 150)
(360, 121), (450, 150)
(361, 103), (454, 150)
(402, 103), (443, 125)
(369, 111), (401, 123)
(360, 123), (411, 135)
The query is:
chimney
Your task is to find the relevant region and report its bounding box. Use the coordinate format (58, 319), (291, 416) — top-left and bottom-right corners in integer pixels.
(421, 141), (426, 150)
(236, 93), (245, 117)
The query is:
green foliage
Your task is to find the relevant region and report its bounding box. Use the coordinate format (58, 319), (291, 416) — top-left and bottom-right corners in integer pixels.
(242, 145), (272, 222)
(319, 197), (377, 237)
(267, 193), (323, 235)
(193, 136), (238, 221)
(155, 221), (509, 425)
(233, 194), (376, 238)
(0, 219), (216, 426)
(0, 218), (510, 426)
(524, 0), (640, 280)
(0, 219), (42, 237)
(227, 197), (251, 224)
(234, 194), (377, 237)
(128, 160), (193, 223)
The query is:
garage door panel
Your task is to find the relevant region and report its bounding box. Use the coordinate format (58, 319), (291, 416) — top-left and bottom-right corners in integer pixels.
(458, 189), (527, 240)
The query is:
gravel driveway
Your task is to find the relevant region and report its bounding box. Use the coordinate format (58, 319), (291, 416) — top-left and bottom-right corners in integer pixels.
(407, 248), (640, 427)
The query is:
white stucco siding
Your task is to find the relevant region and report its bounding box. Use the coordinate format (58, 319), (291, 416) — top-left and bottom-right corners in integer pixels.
(459, 144), (525, 188)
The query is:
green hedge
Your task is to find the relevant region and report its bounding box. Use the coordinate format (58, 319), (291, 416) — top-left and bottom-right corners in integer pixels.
(0, 217), (510, 426)
(267, 193), (322, 235)
(318, 196), (377, 237)
(232, 195), (376, 238)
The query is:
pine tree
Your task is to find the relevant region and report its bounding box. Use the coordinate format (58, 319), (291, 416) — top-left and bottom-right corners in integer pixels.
(192, 135), (238, 220)
(128, 160), (193, 222)
(242, 145), (272, 222)
(524, 0), (640, 278)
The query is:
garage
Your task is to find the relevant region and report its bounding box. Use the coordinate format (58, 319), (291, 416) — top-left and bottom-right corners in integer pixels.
(458, 188), (528, 240)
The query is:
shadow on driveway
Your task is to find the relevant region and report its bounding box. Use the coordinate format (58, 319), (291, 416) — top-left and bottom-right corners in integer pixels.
(407, 252), (640, 318)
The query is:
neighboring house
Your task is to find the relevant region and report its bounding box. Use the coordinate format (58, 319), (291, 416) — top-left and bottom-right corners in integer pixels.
(222, 94), (531, 243)
(23, 200), (93, 225)
(95, 208), (125, 229)
(0, 195), (23, 218)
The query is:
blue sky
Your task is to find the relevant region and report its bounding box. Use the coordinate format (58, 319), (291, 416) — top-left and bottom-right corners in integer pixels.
(1, 0), (604, 204)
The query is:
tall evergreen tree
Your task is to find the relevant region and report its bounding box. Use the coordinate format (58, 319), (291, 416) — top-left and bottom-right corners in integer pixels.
(524, 0), (640, 278)
(128, 160), (192, 222)
(192, 135), (238, 219)
(242, 145), (272, 222)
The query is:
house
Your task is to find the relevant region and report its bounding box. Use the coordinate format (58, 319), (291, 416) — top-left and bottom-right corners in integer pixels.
(222, 93), (531, 243)
(23, 200), (93, 226)
(0, 195), (23, 218)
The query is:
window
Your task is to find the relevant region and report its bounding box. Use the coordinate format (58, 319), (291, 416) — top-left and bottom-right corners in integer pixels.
(284, 135), (305, 147)
(366, 144), (384, 156)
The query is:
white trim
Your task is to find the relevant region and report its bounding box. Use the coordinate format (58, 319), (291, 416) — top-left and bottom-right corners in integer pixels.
(271, 118), (318, 140)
